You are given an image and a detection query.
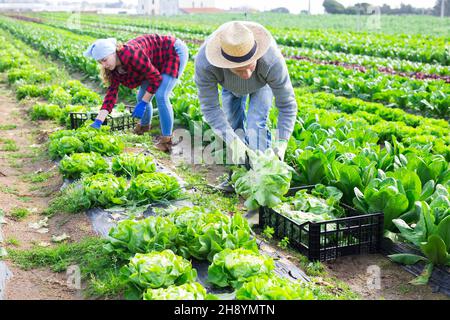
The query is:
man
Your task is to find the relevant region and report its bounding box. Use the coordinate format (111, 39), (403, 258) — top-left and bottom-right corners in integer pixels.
(194, 21), (298, 191)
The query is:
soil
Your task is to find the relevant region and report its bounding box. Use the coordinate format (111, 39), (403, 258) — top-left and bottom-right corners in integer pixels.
(325, 254), (449, 300)
(0, 81), (95, 300)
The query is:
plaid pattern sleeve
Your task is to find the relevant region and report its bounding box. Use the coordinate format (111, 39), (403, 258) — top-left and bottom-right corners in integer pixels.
(118, 35), (180, 94)
(100, 78), (120, 113)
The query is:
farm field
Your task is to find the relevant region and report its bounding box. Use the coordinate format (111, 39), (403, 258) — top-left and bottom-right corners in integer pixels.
(0, 11), (449, 302)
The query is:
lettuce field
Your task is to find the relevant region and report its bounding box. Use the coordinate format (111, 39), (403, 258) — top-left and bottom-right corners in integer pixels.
(0, 11), (448, 302)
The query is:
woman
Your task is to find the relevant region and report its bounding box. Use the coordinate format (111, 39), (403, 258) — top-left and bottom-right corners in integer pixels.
(84, 34), (189, 152)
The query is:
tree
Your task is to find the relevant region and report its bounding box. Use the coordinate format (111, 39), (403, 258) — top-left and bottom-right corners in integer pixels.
(434, 0), (450, 16)
(380, 4), (391, 14)
(270, 7), (290, 14)
(323, 0), (346, 14)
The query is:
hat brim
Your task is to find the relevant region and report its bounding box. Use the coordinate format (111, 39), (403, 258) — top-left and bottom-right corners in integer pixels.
(205, 21), (272, 69)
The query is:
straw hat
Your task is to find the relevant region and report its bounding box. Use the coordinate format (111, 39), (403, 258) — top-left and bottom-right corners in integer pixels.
(205, 21), (272, 69)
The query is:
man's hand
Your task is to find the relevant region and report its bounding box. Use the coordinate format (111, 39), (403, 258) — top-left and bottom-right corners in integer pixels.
(229, 138), (249, 165)
(272, 139), (288, 161)
(132, 100), (148, 119)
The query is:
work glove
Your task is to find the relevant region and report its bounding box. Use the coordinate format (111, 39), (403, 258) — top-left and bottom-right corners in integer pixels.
(229, 137), (257, 167)
(229, 137), (249, 166)
(90, 119), (103, 129)
(90, 109), (109, 129)
(132, 100), (148, 119)
(272, 139), (288, 161)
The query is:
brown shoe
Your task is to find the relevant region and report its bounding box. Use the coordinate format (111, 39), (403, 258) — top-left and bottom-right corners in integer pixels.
(134, 124), (151, 135)
(154, 136), (172, 153)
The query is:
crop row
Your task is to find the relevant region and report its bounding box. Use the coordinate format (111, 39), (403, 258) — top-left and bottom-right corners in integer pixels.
(29, 12), (450, 66)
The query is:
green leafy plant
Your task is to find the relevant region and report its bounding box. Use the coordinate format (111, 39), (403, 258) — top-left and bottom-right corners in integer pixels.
(207, 248), (275, 288)
(262, 226), (275, 240)
(353, 170), (413, 231)
(122, 250), (197, 296)
(104, 216), (178, 259)
(59, 152), (109, 179)
(278, 237), (290, 249)
(49, 87), (72, 106)
(126, 172), (180, 204)
(30, 103), (62, 120)
(112, 153), (156, 177)
(10, 207), (30, 220)
(143, 282), (210, 300)
(84, 135), (124, 156)
(169, 206), (258, 261)
(236, 275), (315, 300)
(232, 149), (294, 210)
(81, 173), (127, 208)
(388, 200), (450, 285)
(48, 136), (84, 159)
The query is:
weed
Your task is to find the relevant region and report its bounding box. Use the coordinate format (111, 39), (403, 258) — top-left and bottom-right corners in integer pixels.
(10, 207), (30, 220)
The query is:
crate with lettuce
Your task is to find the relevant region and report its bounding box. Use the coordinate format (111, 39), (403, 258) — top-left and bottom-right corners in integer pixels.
(265, 184), (360, 248)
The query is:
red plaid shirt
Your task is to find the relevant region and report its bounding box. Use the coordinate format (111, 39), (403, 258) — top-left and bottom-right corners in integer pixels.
(101, 34), (180, 113)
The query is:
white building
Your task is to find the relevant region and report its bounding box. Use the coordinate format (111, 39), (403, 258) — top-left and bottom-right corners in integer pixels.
(137, 0), (179, 16)
(179, 0), (215, 8)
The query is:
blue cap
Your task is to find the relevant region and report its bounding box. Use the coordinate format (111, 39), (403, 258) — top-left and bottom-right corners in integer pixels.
(84, 38), (117, 61)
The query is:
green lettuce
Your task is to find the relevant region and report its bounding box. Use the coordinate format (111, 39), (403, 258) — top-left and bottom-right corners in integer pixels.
(389, 201), (450, 285)
(59, 152), (109, 179)
(143, 282), (210, 300)
(122, 250), (197, 291)
(207, 248), (275, 288)
(104, 216), (178, 259)
(353, 173), (410, 231)
(49, 136), (84, 159)
(85, 135), (124, 156)
(232, 149), (294, 210)
(127, 172), (180, 204)
(30, 103), (62, 120)
(169, 207), (258, 261)
(236, 275), (315, 300)
(82, 173), (127, 208)
(112, 153), (156, 177)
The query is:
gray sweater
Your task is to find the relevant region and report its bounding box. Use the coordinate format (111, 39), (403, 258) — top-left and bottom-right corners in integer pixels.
(194, 42), (298, 144)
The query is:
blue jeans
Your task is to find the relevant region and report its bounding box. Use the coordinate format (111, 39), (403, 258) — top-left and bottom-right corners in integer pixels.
(138, 39), (189, 136)
(222, 85), (273, 151)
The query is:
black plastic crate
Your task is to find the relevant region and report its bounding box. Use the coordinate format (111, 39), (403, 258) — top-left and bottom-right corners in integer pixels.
(259, 186), (384, 262)
(69, 107), (137, 131)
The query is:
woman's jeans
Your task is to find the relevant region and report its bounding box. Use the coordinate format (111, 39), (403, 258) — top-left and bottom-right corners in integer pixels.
(222, 85), (273, 151)
(137, 39), (189, 136)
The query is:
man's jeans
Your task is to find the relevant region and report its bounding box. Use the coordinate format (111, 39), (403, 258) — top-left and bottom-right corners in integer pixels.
(222, 85), (273, 151)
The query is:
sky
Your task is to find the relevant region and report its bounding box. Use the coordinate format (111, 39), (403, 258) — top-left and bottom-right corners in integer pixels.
(47, 0), (438, 14)
(214, 0), (436, 14)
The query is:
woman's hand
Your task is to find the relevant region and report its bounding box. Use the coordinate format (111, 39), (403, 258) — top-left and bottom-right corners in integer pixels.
(132, 100), (148, 119)
(142, 92), (153, 103)
(90, 109), (109, 129)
